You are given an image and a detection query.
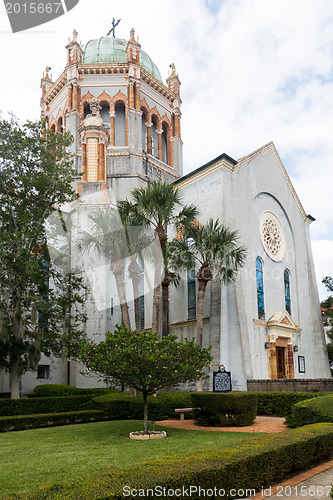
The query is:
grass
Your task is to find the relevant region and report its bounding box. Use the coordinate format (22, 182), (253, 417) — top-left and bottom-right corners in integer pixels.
(0, 420), (262, 497)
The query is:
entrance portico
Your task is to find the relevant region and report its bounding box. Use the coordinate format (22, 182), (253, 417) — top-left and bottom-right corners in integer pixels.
(266, 311), (301, 379)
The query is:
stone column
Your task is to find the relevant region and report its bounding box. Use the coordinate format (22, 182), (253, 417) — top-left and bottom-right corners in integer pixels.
(287, 344), (294, 378)
(81, 141), (87, 181)
(174, 112), (181, 137)
(110, 111), (115, 147)
(146, 122), (152, 155)
(128, 83), (135, 109)
(67, 85), (73, 112)
(98, 141), (105, 181)
(157, 129), (163, 161)
(135, 84), (141, 110)
(73, 84), (78, 110)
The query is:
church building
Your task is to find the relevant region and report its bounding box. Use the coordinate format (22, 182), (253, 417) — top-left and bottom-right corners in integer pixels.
(2, 27), (330, 395)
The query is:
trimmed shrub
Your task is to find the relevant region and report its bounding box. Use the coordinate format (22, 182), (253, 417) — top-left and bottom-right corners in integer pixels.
(256, 392), (326, 417)
(32, 384), (114, 398)
(191, 392), (258, 426)
(292, 394), (333, 427)
(0, 410), (108, 432)
(94, 391), (193, 421)
(0, 395), (100, 416)
(8, 423), (333, 499)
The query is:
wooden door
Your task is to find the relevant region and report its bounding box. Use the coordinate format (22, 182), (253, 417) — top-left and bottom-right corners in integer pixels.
(276, 347), (286, 378)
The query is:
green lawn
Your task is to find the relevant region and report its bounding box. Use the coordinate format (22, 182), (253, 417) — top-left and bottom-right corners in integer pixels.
(0, 420), (261, 497)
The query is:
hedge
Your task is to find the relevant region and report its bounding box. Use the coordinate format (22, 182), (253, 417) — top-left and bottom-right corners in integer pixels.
(0, 395), (100, 416)
(94, 391), (193, 421)
(191, 392), (258, 426)
(32, 384), (114, 398)
(256, 392), (328, 417)
(291, 394), (333, 427)
(0, 410), (108, 432)
(8, 423), (333, 499)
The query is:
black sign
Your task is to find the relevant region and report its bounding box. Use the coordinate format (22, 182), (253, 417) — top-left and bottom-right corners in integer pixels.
(213, 364), (231, 392)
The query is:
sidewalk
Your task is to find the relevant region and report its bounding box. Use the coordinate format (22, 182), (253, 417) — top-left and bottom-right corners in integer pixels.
(248, 460), (333, 499)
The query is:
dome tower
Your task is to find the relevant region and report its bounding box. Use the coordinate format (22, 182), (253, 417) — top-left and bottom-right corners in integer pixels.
(40, 28), (183, 201)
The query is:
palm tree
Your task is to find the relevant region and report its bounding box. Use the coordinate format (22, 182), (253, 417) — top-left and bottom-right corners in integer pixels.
(126, 181), (198, 335)
(78, 208), (131, 330)
(117, 200), (153, 332)
(179, 218), (246, 346)
(177, 219), (246, 391)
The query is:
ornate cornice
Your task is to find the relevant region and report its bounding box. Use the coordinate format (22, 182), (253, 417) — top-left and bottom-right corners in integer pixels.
(44, 71), (67, 105)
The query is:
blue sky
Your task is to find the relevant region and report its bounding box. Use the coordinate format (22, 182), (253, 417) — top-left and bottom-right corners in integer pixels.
(0, 0), (332, 299)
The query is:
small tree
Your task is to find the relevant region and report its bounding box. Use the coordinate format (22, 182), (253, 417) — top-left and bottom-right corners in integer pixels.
(79, 325), (212, 433)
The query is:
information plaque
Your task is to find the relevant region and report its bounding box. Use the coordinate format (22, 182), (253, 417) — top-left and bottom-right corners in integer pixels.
(213, 364), (231, 392)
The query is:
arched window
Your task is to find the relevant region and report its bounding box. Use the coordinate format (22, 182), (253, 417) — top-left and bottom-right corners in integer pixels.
(57, 117), (64, 134)
(115, 102), (126, 147)
(100, 103), (110, 132)
(284, 269), (291, 315)
(83, 103), (90, 119)
(141, 114), (147, 152)
(256, 257), (265, 319)
(151, 117), (158, 158)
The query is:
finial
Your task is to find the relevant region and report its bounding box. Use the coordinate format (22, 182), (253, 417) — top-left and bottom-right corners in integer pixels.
(45, 66), (51, 78)
(107, 17), (121, 37)
(169, 63), (176, 75)
(130, 28), (135, 40)
(73, 29), (78, 42)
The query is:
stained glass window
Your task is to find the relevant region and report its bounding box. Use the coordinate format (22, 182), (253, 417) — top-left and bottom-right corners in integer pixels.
(256, 257), (265, 319)
(284, 269), (291, 315)
(187, 267), (196, 320)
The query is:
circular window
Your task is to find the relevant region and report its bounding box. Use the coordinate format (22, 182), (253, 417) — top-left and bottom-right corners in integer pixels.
(259, 211), (286, 262)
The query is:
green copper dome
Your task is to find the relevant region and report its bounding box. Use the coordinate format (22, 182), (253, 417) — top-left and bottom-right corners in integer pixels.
(82, 37), (163, 83)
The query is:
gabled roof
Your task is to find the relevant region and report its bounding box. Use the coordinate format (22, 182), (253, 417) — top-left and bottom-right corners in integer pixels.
(267, 311), (300, 331)
(235, 142), (313, 224)
(176, 142), (314, 224)
(174, 153), (236, 188)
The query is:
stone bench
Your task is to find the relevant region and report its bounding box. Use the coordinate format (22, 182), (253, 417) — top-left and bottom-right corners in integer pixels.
(175, 407), (194, 420)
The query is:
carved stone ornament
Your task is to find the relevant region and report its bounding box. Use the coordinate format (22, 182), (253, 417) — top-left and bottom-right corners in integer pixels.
(259, 211), (286, 262)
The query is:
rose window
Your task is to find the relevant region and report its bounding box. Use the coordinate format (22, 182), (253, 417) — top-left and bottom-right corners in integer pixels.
(259, 211), (286, 262)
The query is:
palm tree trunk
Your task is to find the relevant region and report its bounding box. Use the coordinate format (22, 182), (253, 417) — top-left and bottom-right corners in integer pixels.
(129, 258), (141, 331)
(152, 284), (161, 335)
(152, 227), (167, 336)
(196, 277), (208, 348)
(196, 267), (212, 392)
(113, 267), (131, 330)
(161, 272), (170, 337)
